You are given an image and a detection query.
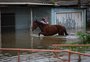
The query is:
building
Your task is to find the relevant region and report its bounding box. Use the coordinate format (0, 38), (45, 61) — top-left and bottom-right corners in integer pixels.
(0, 0), (87, 48)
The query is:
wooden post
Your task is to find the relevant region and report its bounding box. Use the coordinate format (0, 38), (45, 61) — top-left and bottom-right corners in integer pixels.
(0, 10), (1, 48)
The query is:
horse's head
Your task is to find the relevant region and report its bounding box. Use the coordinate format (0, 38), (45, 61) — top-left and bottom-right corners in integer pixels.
(32, 20), (47, 31)
(32, 20), (38, 31)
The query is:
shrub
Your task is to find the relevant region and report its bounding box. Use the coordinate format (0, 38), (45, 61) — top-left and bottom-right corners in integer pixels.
(76, 32), (90, 44)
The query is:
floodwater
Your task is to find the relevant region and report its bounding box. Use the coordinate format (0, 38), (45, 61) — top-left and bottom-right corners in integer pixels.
(0, 30), (90, 62)
(1, 30), (79, 49)
(1, 26), (87, 49)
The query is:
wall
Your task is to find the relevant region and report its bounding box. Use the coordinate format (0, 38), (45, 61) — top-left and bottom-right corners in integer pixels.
(15, 7), (31, 48)
(51, 8), (86, 33)
(33, 7), (51, 23)
(15, 7), (30, 30)
(0, 7), (31, 48)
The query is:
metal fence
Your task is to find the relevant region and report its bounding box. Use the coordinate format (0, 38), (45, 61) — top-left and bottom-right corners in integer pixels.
(0, 47), (90, 62)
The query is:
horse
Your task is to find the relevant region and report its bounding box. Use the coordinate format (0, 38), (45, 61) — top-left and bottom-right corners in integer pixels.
(32, 20), (68, 36)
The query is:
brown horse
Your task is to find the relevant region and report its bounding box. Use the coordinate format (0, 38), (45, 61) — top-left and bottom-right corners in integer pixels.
(32, 20), (68, 36)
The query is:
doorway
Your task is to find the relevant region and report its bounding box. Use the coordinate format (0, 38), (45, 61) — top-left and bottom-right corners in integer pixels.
(1, 13), (16, 48)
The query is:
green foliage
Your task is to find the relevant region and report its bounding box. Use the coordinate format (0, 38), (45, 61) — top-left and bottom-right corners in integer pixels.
(76, 32), (90, 44)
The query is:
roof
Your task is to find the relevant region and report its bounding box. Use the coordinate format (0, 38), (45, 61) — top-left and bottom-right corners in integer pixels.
(0, 0), (53, 5)
(0, 0), (79, 6)
(80, 0), (90, 6)
(0, 0), (49, 3)
(0, 0), (89, 6)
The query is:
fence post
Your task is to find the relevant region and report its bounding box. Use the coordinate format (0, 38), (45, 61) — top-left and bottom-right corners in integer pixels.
(68, 51), (71, 62)
(78, 54), (81, 62)
(18, 50), (20, 62)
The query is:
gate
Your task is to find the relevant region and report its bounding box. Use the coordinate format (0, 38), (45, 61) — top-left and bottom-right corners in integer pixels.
(56, 12), (83, 33)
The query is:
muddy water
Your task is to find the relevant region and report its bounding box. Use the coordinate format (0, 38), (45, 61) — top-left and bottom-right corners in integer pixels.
(1, 31), (79, 49)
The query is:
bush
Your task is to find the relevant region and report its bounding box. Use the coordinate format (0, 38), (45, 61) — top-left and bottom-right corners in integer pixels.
(76, 32), (90, 44)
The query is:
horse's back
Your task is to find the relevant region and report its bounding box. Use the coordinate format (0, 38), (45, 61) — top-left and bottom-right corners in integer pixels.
(42, 25), (59, 35)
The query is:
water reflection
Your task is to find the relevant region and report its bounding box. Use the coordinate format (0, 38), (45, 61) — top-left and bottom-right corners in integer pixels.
(1, 32), (16, 48)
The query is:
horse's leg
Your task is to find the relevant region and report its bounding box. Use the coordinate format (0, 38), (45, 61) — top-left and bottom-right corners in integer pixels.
(58, 30), (64, 36)
(59, 27), (68, 36)
(38, 32), (45, 36)
(63, 28), (68, 35)
(58, 32), (64, 35)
